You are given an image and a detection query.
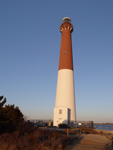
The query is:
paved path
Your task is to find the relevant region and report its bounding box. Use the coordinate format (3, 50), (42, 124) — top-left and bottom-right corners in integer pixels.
(68, 134), (110, 150)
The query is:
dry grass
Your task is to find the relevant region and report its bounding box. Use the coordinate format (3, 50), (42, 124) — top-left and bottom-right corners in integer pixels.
(78, 126), (98, 134)
(0, 129), (74, 150)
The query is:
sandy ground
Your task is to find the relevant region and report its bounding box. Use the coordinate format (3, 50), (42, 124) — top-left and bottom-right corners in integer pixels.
(68, 134), (111, 150)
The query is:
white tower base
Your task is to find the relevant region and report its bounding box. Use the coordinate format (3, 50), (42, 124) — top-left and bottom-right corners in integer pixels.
(54, 69), (75, 127)
(54, 107), (70, 126)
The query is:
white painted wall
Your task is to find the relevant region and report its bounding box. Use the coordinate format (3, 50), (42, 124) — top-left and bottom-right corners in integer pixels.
(54, 69), (76, 126)
(54, 107), (70, 126)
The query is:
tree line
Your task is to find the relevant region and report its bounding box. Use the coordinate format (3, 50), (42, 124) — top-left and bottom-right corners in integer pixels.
(0, 96), (24, 133)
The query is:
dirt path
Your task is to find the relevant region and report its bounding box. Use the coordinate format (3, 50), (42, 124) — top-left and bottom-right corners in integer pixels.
(68, 134), (110, 150)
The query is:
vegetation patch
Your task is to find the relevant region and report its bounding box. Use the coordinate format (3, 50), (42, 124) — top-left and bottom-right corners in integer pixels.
(0, 96), (75, 150)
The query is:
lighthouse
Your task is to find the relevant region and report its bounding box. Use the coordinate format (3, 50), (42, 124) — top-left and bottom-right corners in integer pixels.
(53, 17), (76, 127)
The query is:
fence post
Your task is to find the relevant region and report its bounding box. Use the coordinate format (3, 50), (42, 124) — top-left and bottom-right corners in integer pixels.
(67, 129), (69, 137)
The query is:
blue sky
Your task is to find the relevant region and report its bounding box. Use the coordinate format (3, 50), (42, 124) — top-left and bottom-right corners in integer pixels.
(0, 0), (113, 123)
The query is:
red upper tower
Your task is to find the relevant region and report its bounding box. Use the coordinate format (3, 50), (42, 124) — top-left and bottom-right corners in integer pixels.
(59, 17), (73, 70)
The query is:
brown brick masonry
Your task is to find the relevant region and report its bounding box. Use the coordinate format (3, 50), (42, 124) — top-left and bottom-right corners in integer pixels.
(59, 22), (73, 70)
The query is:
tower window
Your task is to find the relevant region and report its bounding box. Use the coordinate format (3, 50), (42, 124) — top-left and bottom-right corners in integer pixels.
(64, 51), (66, 54)
(59, 109), (62, 114)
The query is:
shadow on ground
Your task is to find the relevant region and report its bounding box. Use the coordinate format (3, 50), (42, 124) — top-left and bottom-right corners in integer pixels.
(66, 135), (83, 150)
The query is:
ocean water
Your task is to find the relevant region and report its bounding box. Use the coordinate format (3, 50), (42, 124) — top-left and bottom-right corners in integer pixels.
(94, 124), (113, 131)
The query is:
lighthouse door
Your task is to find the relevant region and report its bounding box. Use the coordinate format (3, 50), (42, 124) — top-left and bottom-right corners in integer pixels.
(68, 109), (71, 124)
(59, 118), (62, 124)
